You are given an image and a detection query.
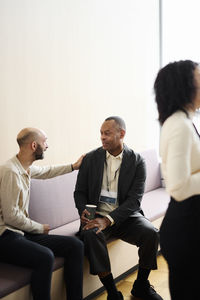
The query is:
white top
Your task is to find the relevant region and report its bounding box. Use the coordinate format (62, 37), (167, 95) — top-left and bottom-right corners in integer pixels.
(0, 155), (73, 235)
(160, 110), (200, 201)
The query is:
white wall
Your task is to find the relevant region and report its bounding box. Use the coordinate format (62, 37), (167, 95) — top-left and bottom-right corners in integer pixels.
(162, 0), (200, 66)
(161, 0), (200, 130)
(0, 0), (160, 165)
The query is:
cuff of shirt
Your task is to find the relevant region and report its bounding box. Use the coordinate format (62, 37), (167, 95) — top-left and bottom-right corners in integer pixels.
(106, 215), (115, 226)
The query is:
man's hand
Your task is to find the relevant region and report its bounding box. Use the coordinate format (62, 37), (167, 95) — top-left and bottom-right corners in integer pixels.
(83, 217), (111, 234)
(72, 154), (85, 170)
(81, 209), (90, 225)
(43, 224), (50, 234)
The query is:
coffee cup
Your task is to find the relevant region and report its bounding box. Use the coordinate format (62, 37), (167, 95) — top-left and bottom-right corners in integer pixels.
(85, 204), (97, 220)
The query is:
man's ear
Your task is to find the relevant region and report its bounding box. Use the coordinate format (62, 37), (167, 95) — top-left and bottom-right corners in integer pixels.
(120, 129), (126, 139)
(31, 141), (37, 151)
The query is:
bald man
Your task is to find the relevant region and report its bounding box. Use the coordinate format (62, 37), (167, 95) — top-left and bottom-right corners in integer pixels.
(0, 128), (84, 300)
(75, 117), (163, 300)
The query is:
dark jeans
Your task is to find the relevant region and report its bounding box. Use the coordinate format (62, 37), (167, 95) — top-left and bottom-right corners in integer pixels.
(80, 215), (159, 275)
(0, 230), (84, 300)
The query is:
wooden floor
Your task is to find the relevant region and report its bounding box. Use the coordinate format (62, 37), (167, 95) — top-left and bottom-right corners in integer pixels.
(94, 254), (171, 300)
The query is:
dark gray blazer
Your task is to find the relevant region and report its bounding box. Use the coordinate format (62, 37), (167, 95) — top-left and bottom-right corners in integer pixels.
(74, 144), (146, 226)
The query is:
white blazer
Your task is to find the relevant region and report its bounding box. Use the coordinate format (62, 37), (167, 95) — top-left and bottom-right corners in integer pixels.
(160, 110), (200, 201)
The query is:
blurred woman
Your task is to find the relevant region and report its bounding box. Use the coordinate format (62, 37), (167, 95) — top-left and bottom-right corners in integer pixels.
(154, 60), (200, 300)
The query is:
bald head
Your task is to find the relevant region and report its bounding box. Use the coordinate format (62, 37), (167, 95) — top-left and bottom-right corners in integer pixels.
(105, 116), (126, 131)
(17, 128), (46, 147)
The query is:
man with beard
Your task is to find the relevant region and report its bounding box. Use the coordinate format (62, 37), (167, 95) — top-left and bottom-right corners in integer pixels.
(0, 127), (84, 300)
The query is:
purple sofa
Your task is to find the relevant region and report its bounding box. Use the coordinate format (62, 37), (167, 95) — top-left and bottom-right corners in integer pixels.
(0, 149), (170, 300)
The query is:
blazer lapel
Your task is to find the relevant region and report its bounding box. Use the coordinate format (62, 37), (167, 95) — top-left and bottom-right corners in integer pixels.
(95, 149), (106, 200)
(119, 150), (129, 181)
(118, 145), (131, 196)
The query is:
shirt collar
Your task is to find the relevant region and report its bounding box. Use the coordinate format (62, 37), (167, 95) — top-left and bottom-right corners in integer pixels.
(106, 150), (123, 160)
(180, 109), (195, 120)
(11, 155), (29, 176)
(188, 110), (195, 120)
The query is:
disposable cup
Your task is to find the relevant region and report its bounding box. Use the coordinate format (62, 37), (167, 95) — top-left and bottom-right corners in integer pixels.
(85, 204), (97, 220)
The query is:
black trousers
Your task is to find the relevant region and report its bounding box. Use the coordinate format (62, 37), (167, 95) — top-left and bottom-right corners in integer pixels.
(0, 230), (84, 300)
(80, 215), (159, 275)
(160, 196), (200, 300)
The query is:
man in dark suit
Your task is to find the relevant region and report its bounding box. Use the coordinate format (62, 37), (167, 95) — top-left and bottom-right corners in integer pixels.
(74, 116), (163, 300)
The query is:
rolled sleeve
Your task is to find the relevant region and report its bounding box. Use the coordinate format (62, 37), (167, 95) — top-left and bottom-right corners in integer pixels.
(106, 214), (115, 226)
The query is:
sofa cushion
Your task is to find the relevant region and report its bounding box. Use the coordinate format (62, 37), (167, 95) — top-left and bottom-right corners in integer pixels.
(141, 187), (170, 221)
(50, 219), (80, 236)
(29, 171), (79, 229)
(0, 258), (64, 298)
(140, 149), (162, 193)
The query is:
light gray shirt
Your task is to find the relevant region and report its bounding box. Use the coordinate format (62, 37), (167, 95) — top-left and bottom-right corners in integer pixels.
(0, 155), (72, 235)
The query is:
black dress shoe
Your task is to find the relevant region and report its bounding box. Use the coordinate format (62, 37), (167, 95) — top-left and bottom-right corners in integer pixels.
(131, 280), (163, 300)
(107, 291), (124, 300)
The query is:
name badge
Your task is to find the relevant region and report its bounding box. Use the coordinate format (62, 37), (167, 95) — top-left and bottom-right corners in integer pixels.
(99, 190), (117, 205)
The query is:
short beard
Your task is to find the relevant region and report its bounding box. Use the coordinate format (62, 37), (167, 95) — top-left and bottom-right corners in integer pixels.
(34, 144), (44, 160)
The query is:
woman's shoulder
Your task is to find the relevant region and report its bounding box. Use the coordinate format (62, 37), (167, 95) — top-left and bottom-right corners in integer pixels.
(160, 111), (195, 149)
(162, 110), (193, 134)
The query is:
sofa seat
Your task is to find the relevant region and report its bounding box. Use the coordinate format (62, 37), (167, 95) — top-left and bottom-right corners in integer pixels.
(141, 187), (170, 221)
(0, 258), (64, 299)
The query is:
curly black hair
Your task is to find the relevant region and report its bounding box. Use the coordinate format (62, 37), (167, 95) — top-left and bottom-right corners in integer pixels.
(154, 60), (198, 125)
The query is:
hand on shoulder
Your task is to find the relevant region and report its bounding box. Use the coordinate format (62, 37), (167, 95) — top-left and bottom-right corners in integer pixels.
(72, 154), (86, 170)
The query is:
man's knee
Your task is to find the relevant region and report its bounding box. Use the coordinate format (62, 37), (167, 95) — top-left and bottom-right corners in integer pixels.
(130, 220), (158, 248)
(142, 226), (159, 248)
(80, 228), (106, 252)
(81, 228), (101, 241)
(36, 247), (54, 269)
(69, 237), (84, 255)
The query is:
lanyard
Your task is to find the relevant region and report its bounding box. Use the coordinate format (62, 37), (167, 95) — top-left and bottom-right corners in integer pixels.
(105, 160), (120, 192)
